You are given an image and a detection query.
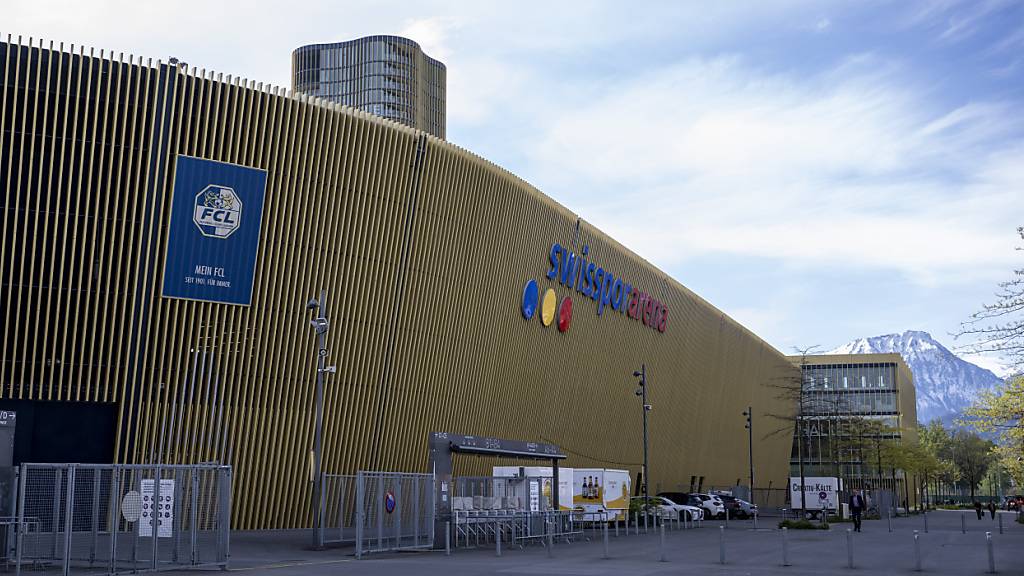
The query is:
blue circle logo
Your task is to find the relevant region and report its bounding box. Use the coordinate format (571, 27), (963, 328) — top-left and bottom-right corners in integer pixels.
(522, 279), (539, 319)
(385, 491), (396, 514)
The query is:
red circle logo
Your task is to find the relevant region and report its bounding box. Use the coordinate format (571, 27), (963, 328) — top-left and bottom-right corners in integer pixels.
(557, 297), (573, 332)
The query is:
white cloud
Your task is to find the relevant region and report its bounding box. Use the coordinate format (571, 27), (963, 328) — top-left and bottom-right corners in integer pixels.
(960, 352), (1014, 378)
(398, 16), (455, 62)
(521, 55), (1023, 285)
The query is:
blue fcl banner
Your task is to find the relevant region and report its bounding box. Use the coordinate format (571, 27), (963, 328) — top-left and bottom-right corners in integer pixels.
(161, 156), (268, 306)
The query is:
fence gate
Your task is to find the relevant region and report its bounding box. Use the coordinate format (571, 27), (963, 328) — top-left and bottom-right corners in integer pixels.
(320, 474), (356, 546)
(354, 471), (433, 558)
(16, 463), (231, 576)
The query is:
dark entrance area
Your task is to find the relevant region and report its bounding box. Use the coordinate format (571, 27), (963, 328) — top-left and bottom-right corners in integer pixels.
(0, 399), (116, 464)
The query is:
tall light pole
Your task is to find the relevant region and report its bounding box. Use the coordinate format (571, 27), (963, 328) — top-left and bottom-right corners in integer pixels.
(634, 365), (650, 502)
(743, 406), (754, 503)
(307, 290), (333, 549)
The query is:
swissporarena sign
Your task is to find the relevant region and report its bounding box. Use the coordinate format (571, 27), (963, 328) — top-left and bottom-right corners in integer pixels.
(521, 242), (667, 333)
(162, 156), (268, 306)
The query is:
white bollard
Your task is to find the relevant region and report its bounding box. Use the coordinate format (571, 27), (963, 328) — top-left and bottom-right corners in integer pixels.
(603, 519), (609, 559)
(846, 528), (854, 569)
(719, 525), (725, 564)
(986, 531), (995, 574)
(659, 521), (667, 562)
(913, 530), (921, 572)
(924, 510), (929, 533)
(782, 527), (790, 566)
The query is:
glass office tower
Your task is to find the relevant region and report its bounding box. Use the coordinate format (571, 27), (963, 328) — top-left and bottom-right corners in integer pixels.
(292, 35), (446, 139)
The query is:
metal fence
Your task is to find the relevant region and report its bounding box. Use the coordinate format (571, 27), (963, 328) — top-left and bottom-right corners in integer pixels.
(15, 463), (231, 576)
(319, 474), (356, 546)
(354, 471), (433, 558)
(752, 488), (789, 509)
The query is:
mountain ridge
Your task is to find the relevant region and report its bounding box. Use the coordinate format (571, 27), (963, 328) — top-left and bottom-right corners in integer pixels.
(826, 330), (1003, 425)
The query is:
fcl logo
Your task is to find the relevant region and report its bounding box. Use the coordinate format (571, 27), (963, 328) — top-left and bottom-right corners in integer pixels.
(193, 185), (242, 239)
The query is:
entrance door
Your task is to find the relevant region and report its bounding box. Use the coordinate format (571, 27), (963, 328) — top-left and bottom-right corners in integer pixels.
(0, 400), (117, 464)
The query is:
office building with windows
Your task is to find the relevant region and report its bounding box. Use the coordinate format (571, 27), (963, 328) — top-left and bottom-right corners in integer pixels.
(788, 353), (918, 507)
(292, 35), (446, 138)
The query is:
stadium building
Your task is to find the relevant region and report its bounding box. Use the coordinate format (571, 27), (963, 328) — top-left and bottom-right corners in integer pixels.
(0, 37), (798, 529)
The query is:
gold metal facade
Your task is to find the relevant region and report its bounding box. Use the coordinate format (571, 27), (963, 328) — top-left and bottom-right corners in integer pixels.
(0, 37), (797, 529)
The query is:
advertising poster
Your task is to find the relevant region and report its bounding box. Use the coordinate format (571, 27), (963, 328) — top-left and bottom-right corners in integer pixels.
(789, 476), (841, 510)
(162, 156), (268, 306)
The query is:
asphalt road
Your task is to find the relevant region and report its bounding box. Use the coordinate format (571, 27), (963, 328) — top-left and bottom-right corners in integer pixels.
(216, 509), (1023, 576)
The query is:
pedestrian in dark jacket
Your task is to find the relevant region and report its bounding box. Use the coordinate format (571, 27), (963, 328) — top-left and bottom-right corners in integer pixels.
(974, 501), (983, 520)
(849, 490), (865, 532)
(988, 501), (997, 520)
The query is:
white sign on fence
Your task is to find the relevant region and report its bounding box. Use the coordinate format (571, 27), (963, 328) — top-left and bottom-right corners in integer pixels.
(789, 476), (841, 511)
(140, 479), (175, 538)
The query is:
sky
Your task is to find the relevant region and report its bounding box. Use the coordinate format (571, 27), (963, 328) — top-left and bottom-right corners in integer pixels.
(7, 0), (1024, 372)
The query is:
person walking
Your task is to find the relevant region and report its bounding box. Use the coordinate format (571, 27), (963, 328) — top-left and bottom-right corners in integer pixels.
(988, 501), (997, 520)
(974, 501), (983, 520)
(849, 489), (865, 532)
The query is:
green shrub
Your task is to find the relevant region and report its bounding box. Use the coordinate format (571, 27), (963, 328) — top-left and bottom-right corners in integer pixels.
(778, 519), (829, 530)
(827, 515), (852, 523)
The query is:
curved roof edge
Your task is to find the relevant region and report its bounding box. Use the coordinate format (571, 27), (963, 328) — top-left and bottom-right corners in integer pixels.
(292, 35), (446, 70)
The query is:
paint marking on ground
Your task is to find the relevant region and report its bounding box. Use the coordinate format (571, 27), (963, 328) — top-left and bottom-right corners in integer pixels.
(229, 559), (354, 571)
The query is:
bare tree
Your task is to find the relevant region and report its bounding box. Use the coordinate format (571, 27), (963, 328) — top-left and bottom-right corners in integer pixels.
(956, 227), (1024, 373)
(763, 346), (823, 513)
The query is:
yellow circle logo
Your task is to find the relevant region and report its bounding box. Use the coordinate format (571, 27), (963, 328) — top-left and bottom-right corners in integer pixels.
(540, 289), (557, 326)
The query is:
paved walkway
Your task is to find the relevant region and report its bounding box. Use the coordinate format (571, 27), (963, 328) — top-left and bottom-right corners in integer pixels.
(215, 510), (1023, 576)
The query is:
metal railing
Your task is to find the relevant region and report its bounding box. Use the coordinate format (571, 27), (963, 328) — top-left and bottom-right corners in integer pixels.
(354, 471), (433, 558)
(15, 463), (231, 576)
(319, 474), (356, 546)
(451, 510), (582, 549)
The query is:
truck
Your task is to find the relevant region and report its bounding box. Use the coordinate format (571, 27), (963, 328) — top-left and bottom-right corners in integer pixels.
(573, 468), (631, 522)
(789, 476), (842, 519)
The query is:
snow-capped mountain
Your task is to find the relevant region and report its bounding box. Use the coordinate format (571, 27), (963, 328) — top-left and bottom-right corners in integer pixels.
(826, 330), (1004, 426)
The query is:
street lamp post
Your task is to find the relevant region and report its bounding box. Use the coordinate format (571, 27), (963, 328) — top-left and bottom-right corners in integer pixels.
(634, 365), (650, 503)
(743, 406), (754, 504)
(307, 291), (333, 549)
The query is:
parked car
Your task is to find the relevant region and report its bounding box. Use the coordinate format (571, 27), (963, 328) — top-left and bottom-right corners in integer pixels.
(657, 492), (691, 505)
(657, 491), (723, 518)
(1004, 495), (1023, 511)
(631, 496), (704, 521)
(717, 494), (757, 518)
(689, 493), (726, 519)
